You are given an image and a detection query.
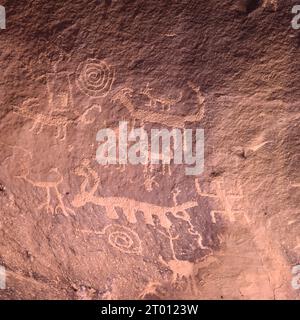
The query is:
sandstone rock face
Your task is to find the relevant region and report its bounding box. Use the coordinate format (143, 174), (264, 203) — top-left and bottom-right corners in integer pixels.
(0, 0), (299, 300)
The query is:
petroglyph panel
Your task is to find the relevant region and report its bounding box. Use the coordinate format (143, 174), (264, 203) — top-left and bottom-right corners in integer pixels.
(1, 0), (297, 300)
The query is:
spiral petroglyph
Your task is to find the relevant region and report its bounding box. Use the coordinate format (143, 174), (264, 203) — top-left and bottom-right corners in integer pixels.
(104, 224), (142, 255)
(76, 59), (115, 97)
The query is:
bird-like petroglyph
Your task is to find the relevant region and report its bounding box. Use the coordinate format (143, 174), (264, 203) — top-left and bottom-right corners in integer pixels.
(76, 59), (115, 97)
(140, 83), (183, 112)
(80, 224), (142, 255)
(17, 168), (75, 216)
(112, 82), (205, 128)
(195, 178), (243, 223)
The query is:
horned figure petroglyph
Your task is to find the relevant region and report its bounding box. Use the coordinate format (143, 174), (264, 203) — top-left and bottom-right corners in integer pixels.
(17, 168), (75, 216)
(140, 83), (183, 112)
(112, 81), (205, 128)
(195, 178), (243, 223)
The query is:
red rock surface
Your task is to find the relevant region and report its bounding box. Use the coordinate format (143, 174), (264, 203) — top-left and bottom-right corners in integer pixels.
(0, 0), (299, 299)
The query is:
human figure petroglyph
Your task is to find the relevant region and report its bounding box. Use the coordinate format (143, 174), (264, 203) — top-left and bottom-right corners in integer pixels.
(76, 59), (115, 97)
(112, 82), (205, 128)
(195, 178), (243, 223)
(79, 224), (142, 255)
(17, 168), (75, 216)
(13, 98), (102, 140)
(140, 83), (183, 112)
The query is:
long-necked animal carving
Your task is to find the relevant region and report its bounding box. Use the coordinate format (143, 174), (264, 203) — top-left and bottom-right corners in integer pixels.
(112, 82), (205, 128)
(72, 160), (199, 232)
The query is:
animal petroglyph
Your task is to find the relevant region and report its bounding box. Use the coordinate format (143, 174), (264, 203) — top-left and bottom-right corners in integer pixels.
(13, 98), (102, 140)
(140, 83), (183, 112)
(80, 224), (142, 255)
(17, 168), (75, 216)
(13, 99), (72, 140)
(72, 179), (198, 229)
(159, 256), (195, 283)
(72, 159), (211, 273)
(195, 178), (243, 223)
(72, 160), (208, 250)
(76, 59), (115, 97)
(140, 255), (218, 298)
(112, 82), (205, 128)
